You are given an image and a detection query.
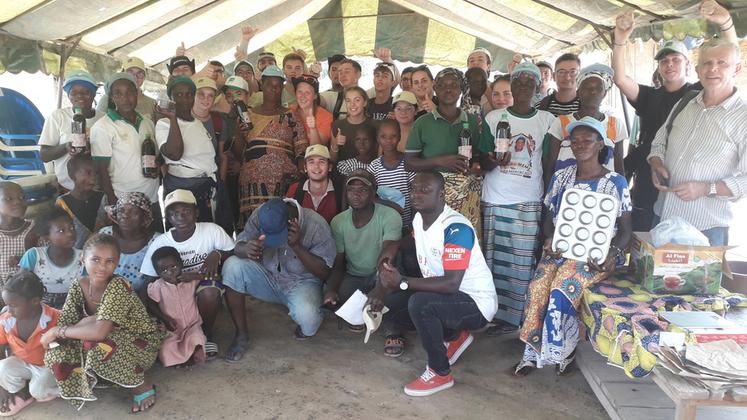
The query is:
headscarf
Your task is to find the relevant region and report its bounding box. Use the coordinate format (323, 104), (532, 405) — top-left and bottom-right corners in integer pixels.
(461, 67), (487, 114)
(576, 63), (614, 92)
(105, 192), (153, 228)
(434, 67), (464, 86)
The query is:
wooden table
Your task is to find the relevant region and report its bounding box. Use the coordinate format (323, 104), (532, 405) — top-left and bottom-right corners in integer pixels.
(652, 367), (747, 420)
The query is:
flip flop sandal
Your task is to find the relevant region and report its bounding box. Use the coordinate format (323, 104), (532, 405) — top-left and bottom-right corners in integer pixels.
(513, 360), (536, 377)
(383, 335), (405, 357)
(204, 342), (219, 361)
(485, 323), (519, 336)
(224, 338), (249, 364)
(348, 323), (365, 333)
(0, 397), (35, 417)
(556, 353), (576, 376)
(131, 385), (156, 414)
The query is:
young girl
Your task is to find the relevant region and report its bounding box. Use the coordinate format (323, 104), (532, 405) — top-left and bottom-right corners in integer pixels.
(19, 208), (83, 309)
(336, 124), (377, 177)
(144, 246), (206, 367)
(56, 155), (109, 248)
(0, 271), (60, 416)
(367, 120), (415, 227)
(0, 182), (37, 291)
(330, 87), (376, 163)
(41, 234), (163, 413)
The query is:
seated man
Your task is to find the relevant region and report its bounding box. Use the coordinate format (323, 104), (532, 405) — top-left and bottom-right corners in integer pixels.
(324, 170), (401, 329)
(286, 145), (344, 224)
(222, 198), (336, 361)
(367, 172), (498, 397)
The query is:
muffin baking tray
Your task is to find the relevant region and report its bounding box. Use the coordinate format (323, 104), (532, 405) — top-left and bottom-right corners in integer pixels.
(552, 189), (620, 263)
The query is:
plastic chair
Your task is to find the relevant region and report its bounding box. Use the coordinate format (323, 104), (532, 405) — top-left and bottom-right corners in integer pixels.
(0, 135), (41, 159)
(0, 157), (44, 180)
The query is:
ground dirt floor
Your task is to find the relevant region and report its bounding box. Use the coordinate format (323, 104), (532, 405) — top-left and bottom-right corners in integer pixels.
(25, 297), (608, 419)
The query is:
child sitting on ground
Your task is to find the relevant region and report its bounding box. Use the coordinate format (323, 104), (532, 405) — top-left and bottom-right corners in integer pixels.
(0, 182), (37, 290)
(335, 124), (377, 176)
(0, 271), (60, 416)
(143, 246), (206, 367)
(56, 155), (108, 248)
(19, 208), (83, 309)
(367, 119), (415, 228)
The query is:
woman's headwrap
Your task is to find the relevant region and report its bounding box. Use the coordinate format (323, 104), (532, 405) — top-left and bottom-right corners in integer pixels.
(576, 63), (614, 92)
(461, 67), (488, 112)
(434, 67), (464, 86)
(105, 192), (153, 228)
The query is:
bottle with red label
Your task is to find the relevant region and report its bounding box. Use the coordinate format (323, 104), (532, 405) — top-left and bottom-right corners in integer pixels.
(494, 112), (510, 160)
(234, 99), (253, 131)
(141, 135), (157, 177)
(458, 121), (472, 159)
(70, 107), (88, 153)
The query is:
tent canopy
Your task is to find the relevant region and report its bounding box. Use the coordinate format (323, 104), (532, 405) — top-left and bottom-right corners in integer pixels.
(1, 0), (746, 80)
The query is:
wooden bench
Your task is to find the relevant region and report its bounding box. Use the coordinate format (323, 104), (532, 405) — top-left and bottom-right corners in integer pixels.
(652, 367), (747, 420)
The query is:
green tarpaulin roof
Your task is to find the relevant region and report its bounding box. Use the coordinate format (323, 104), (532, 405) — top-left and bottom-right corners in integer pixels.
(1, 0), (745, 81)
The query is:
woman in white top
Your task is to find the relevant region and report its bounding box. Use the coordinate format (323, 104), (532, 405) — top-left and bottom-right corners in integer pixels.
(39, 70), (103, 191)
(155, 76), (218, 223)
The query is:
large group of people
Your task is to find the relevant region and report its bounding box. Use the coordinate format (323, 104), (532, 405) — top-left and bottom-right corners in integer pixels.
(0, 0), (744, 415)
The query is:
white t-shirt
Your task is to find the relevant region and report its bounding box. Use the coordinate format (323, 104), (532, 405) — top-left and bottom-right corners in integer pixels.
(140, 222), (234, 277)
(90, 112), (158, 201)
(155, 118), (217, 179)
(482, 108), (555, 205)
(548, 113), (628, 172)
(412, 206), (498, 321)
(38, 107), (103, 190)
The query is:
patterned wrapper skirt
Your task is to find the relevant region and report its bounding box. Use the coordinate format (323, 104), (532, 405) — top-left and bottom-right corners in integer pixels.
(442, 172), (482, 239)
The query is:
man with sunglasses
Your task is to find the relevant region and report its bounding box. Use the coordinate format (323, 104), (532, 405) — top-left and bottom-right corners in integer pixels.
(96, 57), (156, 122)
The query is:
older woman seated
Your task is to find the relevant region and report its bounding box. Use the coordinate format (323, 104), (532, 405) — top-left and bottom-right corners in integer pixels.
(514, 117), (632, 376)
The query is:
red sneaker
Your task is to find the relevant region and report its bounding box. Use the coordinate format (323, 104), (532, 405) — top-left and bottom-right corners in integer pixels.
(445, 331), (474, 366)
(404, 366), (454, 397)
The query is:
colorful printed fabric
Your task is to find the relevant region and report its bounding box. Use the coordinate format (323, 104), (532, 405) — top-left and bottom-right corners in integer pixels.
(104, 192), (154, 228)
(580, 274), (747, 378)
(0, 220), (35, 289)
(44, 276), (164, 410)
(238, 111), (308, 225)
(519, 255), (608, 367)
(442, 172), (482, 240)
(482, 202), (542, 326)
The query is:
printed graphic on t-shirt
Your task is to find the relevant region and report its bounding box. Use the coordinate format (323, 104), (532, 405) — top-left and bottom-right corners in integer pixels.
(180, 250), (209, 272)
(441, 222), (474, 270)
(499, 133), (536, 179)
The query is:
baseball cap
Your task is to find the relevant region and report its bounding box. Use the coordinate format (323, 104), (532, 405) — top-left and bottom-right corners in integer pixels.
(261, 65), (286, 80)
(468, 47), (492, 63)
(225, 75), (249, 92)
(655, 40), (688, 60)
(345, 169), (376, 188)
(392, 91), (418, 106)
(163, 189), (197, 210)
(167, 55), (196, 75)
(105, 72), (136, 96)
(63, 70), (97, 95)
(257, 198), (289, 248)
(123, 57), (146, 72)
(567, 116), (613, 148)
(304, 144), (330, 160)
(233, 59), (255, 74)
(258, 52), (276, 62)
(167, 75), (196, 99)
(536, 60), (553, 71)
(193, 76), (217, 92)
(511, 62), (541, 86)
(291, 74), (319, 93)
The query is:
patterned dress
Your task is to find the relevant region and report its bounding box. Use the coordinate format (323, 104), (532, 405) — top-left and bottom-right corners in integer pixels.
(0, 220), (35, 289)
(99, 226), (159, 292)
(519, 166), (631, 367)
(44, 276), (164, 410)
(238, 110), (308, 225)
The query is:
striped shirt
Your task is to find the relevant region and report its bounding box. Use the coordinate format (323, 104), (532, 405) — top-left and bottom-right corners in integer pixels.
(648, 90), (747, 230)
(336, 157), (370, 177)
(367, 156), (415, 226)
(538, 93), (580, 117)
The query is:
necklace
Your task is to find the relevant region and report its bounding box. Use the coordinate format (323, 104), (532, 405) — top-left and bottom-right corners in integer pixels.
(88, 279), (103, 305)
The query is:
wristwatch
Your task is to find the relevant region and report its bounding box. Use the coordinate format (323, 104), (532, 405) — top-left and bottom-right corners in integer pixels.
(708, 182), (718, 198)
(399, 277), (409, 290)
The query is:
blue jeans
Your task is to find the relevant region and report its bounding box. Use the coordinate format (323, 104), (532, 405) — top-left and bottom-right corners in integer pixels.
(387, 291), (488, 376)
(222, 256), (323, 336)
(701, 227), (729, 246)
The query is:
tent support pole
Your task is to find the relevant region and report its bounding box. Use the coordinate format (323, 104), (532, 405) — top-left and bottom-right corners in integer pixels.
(55, 37), (82, 109)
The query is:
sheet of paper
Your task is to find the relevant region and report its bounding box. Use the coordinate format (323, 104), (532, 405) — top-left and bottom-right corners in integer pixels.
(659, 332), (686, 350)
(335, 290), (367, 325)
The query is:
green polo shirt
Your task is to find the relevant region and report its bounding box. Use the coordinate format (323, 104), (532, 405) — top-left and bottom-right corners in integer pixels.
(405, 108), (491, 172)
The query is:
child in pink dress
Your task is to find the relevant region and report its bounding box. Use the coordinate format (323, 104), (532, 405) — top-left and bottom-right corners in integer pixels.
(144, 246), (206, 367)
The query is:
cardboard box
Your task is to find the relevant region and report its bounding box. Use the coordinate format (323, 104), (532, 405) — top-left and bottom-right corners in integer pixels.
(631, 232), (733, 295)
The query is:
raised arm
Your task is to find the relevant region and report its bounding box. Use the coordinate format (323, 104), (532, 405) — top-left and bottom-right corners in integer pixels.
(612, 10), (641, 102)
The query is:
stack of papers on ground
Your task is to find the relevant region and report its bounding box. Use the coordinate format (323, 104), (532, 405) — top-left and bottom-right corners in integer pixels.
(660, 311), (747, 344)
(656, 339), (747, 399)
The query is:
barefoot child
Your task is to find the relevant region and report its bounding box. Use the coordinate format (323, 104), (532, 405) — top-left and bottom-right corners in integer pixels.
(0, 271), (60, 416)
(0, 182), (37, 291)
(41, 234), (163, 412)
(19, 208), (83, 309)
(335, 124), (377, 176)
(56, 155), (109, 248)
(144, 246), (206, 367)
